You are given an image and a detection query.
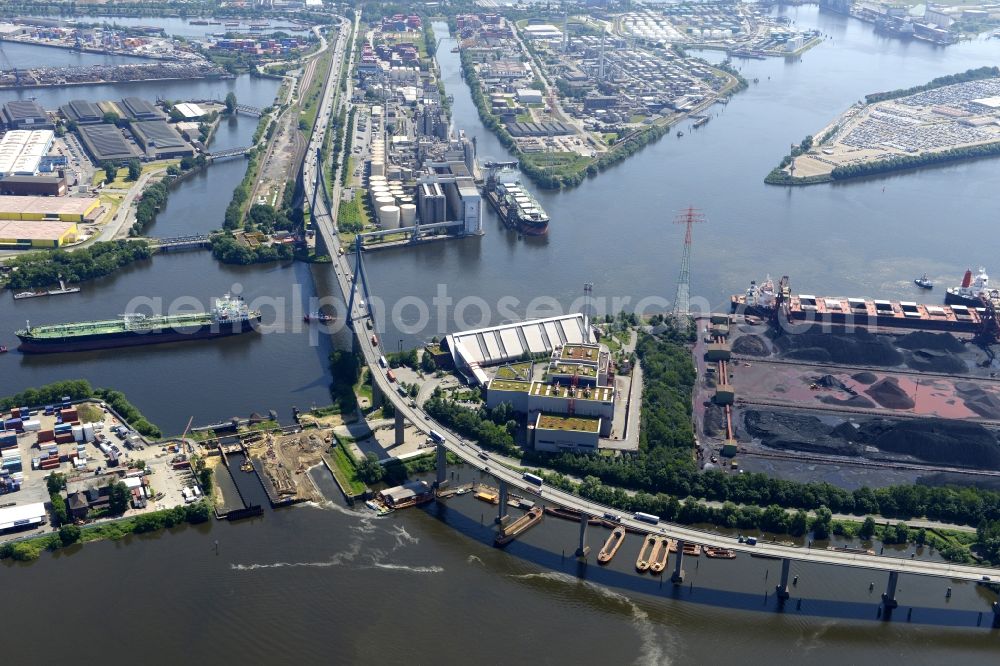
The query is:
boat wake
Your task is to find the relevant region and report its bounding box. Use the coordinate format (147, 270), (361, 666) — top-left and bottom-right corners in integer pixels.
(370, 562), (444, 574)
(508, 572), (675, 665)
(230, 543), (361, 571)
(466, 554), (484, 565)
(391, 524), (419, 548)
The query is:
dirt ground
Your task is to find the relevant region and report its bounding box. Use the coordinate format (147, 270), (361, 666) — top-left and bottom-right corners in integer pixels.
(248, 429), (333, 502)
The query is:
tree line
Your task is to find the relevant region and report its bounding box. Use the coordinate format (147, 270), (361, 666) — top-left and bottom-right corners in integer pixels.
(864, 66), (1000, 104)
(3, 240), (151, 290)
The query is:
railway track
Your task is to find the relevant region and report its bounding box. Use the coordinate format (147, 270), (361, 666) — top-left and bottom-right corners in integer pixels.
(741, 447), (1000, 478)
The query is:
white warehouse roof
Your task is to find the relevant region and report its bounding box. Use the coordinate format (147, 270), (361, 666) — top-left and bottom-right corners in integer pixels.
(444, 313), (591, 382)
(0, 502), (47, 531)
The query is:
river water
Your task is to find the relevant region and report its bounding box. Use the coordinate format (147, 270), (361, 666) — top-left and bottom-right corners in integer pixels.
(3, 10), (1000, 660)
(0, 55), (337, 429)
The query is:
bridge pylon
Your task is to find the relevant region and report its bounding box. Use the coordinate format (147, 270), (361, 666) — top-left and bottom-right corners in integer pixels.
(435, 442), (448, 489)
(576, 515), (590, 558)
(881, 570), (900, 610)
(775, 558), (791, 601)
(671, 540), (686, 584)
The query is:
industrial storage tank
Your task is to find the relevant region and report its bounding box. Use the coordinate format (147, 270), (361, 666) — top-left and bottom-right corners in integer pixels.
(399, 203), (417, 226)
(371, 162), (385, 177)
(379, 205), (400, 229)
(374, 195), (395, 210)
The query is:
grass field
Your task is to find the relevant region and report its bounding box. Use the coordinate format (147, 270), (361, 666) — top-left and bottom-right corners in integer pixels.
(91, 159), (179, 188)
(327, 442), (367, 496)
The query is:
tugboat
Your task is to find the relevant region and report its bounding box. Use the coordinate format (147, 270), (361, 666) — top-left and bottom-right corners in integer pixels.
(0, 345), (7, 354)
(946, 267), (997, 306)
(303, 312), (334, 323)
(914, 274), (934, 289)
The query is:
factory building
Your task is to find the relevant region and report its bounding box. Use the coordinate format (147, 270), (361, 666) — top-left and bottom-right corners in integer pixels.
(0, 174), (68, 197)
(0, 130), (54, 177)
(443, 313), (593, 385)
(417, 159), (483, 235)
(130, 121), (193, 159)
(2, 100), (52, 130)
(60, 99), (104, 125)
(77, 124), (141, 163)
(484, 340), (616, 445)
(533, 414), (602, 452)
(0, 220), (78, 249)
(0, 195), (100, 222)
(119, 97), (161, 121)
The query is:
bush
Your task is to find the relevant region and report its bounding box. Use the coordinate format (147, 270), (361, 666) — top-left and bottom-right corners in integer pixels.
(59, 524), (81, 546)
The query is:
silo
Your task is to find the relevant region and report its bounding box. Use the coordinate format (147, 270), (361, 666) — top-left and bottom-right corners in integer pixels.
(379, 205), (400, 229)
(374, 195), (395, 210)
(399, 203), (417, 226)
(371, 160), (385, 177)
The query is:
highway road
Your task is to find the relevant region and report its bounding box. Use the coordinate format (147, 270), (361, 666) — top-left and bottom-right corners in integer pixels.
(302, 15), (1000, 587)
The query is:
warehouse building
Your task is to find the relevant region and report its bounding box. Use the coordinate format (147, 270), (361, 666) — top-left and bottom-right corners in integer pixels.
(77, 124), (140, 163)
(0, 129), (55, 177)
(119, 97), (161, 121)
(443, 313), (593, 385)
(130, 120), (193, 159)
(0, 502), (47, 534)
(0, 195), (100, 222)
(0, 174), (68, 197)
(2, 100), (52, 130)
(60, 99), (104, 125)
(0, 220), (78, 249)
(173, 102), (206, 119)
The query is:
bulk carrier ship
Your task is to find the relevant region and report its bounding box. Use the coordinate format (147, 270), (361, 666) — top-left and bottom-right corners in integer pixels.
(731, 275), (995, 333)
(482, 161), (549, 236)
(15, 294), (261, 353)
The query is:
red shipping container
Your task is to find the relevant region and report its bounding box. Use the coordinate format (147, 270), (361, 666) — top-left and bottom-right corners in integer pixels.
(10, 409), (20, 419)
(55, 433), (75, 444)
(60, 409), (78, 421)
(37, 430), (55, 443)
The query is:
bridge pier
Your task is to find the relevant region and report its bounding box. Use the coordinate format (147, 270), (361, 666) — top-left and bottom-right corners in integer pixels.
(775, 558), (791, 601)
(993, 602), (1000, 629)
(671, 539), (685, 584)
(394, 410), (405, 446)
(370, 372), (383, 409)
(882, 571), (900, 610)
(435, 442), (448, 489)
(576, 515), (590, 558)
(496, 480), (509, 525)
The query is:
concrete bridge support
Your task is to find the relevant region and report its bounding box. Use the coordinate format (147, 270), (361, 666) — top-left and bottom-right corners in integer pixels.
(775, 558), (791, 601)
(993, 602), (1000, 629)
(671, 540), (685, 584)
(435, 442), (448, 488)
(370, 374), (383, 409)
(394, 410), (405, 446)
(576, 516), (590, 558)
(882, 571), (900, 610)
(497, 480), (509, 525)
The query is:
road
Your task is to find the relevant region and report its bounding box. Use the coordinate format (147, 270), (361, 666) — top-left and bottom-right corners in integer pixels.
(301, 15), (1000, 586)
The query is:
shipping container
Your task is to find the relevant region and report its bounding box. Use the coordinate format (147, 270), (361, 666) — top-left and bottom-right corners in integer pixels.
(22, 420), (41, 432)
(37, 430), (55, 443)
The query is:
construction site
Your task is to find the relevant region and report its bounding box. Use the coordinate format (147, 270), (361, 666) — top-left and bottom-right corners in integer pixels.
(694, 272), (1000, 490)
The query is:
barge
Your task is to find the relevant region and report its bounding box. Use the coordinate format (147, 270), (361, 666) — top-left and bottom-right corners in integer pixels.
(597, 526), (626, 564)
(495, 506), (543, 546)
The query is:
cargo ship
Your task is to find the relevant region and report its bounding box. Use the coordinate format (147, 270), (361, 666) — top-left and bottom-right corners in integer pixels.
(946, 267), (996, 307)
(484, 167), (549, 236)
(731, 276), (993, 333)
(15, 294), (261, 353)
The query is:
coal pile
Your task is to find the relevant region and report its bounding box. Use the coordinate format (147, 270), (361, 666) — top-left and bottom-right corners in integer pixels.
(732, 334), (770, 357)
(894, 331), (965, 353)
(772, 329), (903, 366)
(856, 418), (1000, 469)
(904, 349), (967, 374)
(865, 377), (915, 410)
(743, 410), (863, 456)
(704, 403), (726, 437)
(852, 372), (878, 384)
(955, 383), (1000, 419)
(819, 394), (877, 408)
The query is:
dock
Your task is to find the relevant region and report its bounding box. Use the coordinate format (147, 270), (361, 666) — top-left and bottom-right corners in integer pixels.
(495, 506), (543, 546)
